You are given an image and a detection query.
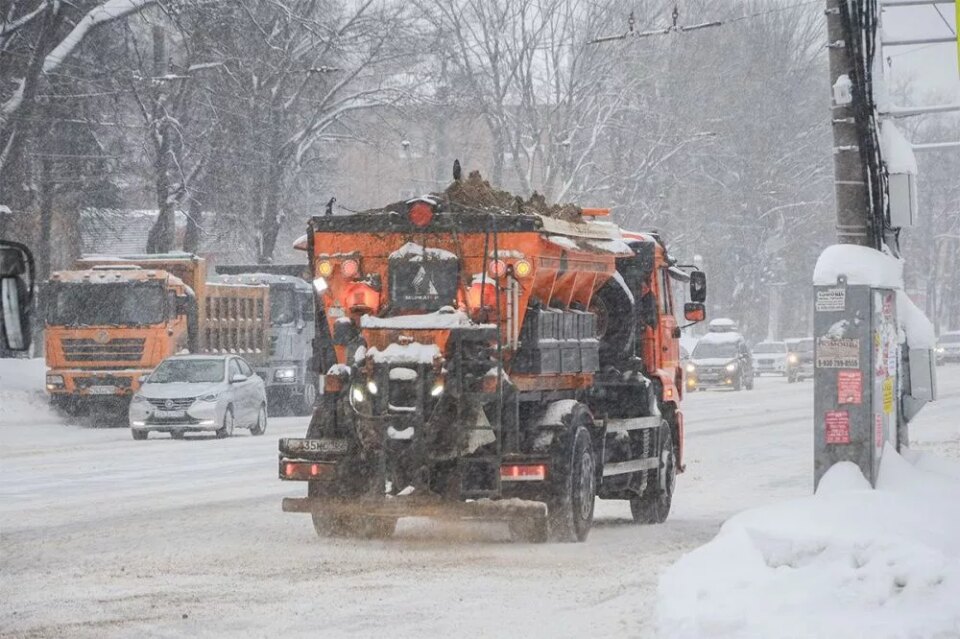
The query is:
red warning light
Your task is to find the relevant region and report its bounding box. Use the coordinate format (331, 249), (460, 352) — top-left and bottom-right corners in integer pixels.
(408, 202), (434, 227)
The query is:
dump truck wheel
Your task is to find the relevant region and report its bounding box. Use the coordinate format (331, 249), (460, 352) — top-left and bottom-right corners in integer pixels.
(216, 407), (234, 439)
(548, 424), (597, 542)
(630, 422), (675, 524)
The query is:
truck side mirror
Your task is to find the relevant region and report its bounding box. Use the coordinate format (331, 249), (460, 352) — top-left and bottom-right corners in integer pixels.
(0, 241), (34, 352)
(689, 271), (706, 303)
(684, 302), (705, 323)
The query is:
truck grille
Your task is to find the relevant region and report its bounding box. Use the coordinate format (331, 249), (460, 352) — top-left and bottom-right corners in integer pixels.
(62, 338), (145, 362)
(74, 376), (133, 389)
(146, 397), (195, 410)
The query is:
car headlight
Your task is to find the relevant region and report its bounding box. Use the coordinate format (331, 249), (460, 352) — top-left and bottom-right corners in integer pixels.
(935, 347), (945, 354)
(274, 368), (297, 382)
(685, 363), (696, 373)
(131, 394), (146, 403)
(46, 374), (64, 387)
(198, 392), (220, 402)
(725, 363), (737, 372)
(787, 354), (798, 364)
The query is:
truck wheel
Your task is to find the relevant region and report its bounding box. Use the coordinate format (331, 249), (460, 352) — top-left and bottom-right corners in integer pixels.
(299, 376), (317, 416)
(745, 374), (754, 390)
(630, 421), (675, 524)
(250, 404), (267, 436)
(216, 407), (234, 439)
(547, 423), (597, 542)
(131, 429), (148, 441)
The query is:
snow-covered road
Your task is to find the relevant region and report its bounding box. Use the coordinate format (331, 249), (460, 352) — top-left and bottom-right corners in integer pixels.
(2, 362), (959, 638)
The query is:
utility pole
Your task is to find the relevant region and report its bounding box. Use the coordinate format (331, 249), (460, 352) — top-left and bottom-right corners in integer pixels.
(146, 25), (175, 254)
(826, 0), (874, 247)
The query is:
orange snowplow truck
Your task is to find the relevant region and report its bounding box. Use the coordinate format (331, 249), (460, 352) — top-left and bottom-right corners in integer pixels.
(44, 254), (269, 416)
(279, 196), (707, 542)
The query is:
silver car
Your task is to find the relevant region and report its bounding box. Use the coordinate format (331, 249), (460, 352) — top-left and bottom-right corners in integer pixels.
(129, 354), (268, 440)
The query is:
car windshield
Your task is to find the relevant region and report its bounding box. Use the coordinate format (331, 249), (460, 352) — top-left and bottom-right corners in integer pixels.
(47, 281), (165, 327)
(939, 334), (960, 344)
(753, 343), (784, 354)
(149, 359), (225, 384)
(270, 287), (297, 325)
(692, 342), (737, 359)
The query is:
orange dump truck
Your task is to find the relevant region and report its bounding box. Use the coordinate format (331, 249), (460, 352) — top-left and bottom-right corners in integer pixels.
(44, 253), (269, 416)
(279, 195), (707, 542)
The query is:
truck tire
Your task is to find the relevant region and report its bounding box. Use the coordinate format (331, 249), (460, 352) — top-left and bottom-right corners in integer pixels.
(131, 429), (148, 441)
(298, 376), (317, 417)
(630, 421), (675, 524)
(216, 407), (234, 439)
(548, 422), (597, 542)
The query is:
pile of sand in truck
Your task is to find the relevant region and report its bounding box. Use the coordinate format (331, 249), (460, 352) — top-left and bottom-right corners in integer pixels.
(376, 170), (583, 222)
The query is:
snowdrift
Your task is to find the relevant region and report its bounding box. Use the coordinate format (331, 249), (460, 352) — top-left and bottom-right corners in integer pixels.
(0, 358), (56, 424)
(657, 446), (960, 639)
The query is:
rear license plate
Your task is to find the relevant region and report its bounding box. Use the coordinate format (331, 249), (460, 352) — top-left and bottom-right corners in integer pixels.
(154, 409), (185, 418)
(88, 385), (117, 395)
(281, 438), (350, 454)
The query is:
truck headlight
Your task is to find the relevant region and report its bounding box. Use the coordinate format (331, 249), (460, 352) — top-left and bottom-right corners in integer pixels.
(274, 368), (297, 382)
(430, 380), (445, 397)
(685, 363), (696, 373)
(46, 374), (64, 390)
(351, 383), (365, 404)
(725, 363), (737, 372)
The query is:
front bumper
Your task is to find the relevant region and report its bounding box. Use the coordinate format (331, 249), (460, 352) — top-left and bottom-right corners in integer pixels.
(687, 369), (740, 387)
(46, 369), (149, 398)
(129, 401), (219, 431)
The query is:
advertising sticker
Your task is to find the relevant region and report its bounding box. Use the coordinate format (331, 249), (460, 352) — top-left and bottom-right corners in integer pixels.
(817, 337), (860, 368)
(825, 410), (850, 444)
(816, 288), (846, 312)
(837, 370), (862, 405)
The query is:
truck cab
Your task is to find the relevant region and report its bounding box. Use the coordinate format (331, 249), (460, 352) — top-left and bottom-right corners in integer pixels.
(43, 265), (194, 415)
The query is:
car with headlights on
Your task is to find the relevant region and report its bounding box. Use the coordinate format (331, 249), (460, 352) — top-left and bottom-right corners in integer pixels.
(686, 319), (754, 391)
(752, 341), (792, 380)
(129, 354), (267, 440)
(785, 337), (814, 381)
(936, 331), (960, 365)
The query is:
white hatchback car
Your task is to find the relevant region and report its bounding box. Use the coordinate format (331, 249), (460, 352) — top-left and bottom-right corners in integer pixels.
(129, 354), (267, 440)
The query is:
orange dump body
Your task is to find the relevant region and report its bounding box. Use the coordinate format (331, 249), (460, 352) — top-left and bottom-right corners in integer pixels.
(311, 213), (632, 389)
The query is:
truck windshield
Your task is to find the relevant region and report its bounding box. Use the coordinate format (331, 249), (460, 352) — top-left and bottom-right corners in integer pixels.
(149, 359), (225, 384)
(692, 342), (737, 359)
(47, 282), (165, 327)
(270, 287), (297, 325)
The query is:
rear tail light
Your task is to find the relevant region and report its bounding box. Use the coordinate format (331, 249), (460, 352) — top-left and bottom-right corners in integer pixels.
(341, 258), (360, 278)
(488, 259), (507, 277)
(500, 464), (547, 481)
(281, 461), (335, 480)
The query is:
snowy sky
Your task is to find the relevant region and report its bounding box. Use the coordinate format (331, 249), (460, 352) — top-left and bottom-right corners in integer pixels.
(882, 4), (959, 99)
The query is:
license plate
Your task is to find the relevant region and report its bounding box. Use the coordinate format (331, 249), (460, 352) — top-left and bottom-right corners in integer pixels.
(88, 385), (117, 395)
(154, 409), (185, 418)
(281, 438), (349, 454)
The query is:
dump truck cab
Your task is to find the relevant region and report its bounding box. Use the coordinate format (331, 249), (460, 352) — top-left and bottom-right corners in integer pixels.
(279, 189), (706, 542)
(44, 264), (195, 414)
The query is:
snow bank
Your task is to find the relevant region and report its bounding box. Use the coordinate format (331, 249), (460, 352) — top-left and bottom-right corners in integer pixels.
(0, 358), (56, 424)
(657, 447), (960, 639)
(813, 244), (903, 288)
